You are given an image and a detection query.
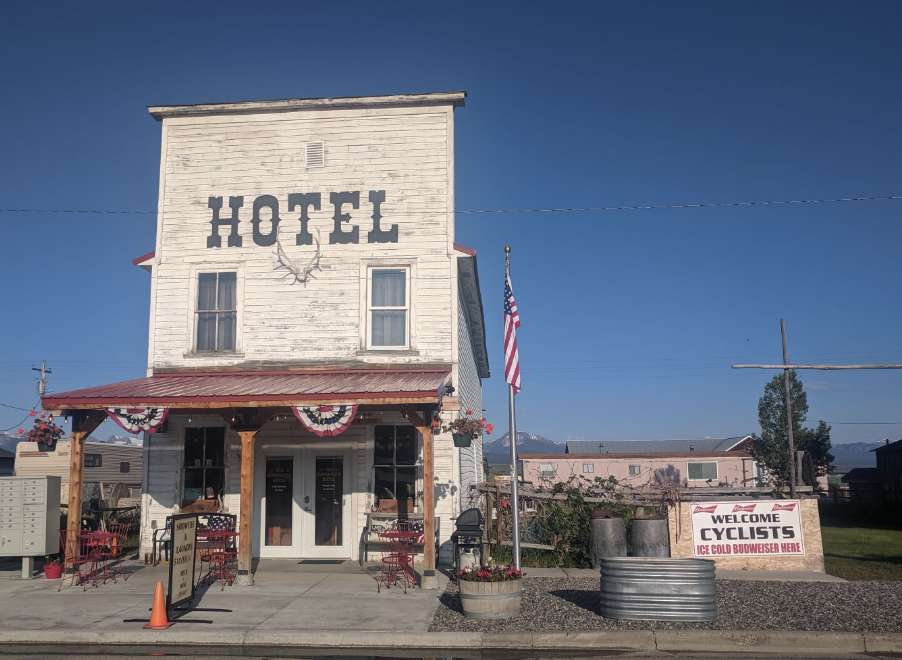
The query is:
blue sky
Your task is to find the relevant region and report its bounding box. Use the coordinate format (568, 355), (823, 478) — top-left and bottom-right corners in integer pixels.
(1, 1), (901, 444)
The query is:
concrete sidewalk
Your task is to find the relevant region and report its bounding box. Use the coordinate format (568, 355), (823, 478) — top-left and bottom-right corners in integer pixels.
(0, 559), (444, 633)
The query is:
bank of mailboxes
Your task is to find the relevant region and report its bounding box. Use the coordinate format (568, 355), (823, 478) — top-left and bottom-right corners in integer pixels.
(0, 476), (61, 557)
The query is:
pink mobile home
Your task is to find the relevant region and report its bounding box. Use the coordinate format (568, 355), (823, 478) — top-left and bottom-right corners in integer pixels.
(521, 436), (762, 489)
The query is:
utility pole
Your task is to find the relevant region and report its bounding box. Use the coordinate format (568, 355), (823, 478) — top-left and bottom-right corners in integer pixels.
(733, 322), (902, 494)
(780, 320), (797, 497)
(32, 361), (51, 396)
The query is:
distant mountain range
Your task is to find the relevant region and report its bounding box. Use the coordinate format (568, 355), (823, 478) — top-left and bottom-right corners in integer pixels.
(830, 441), (882, 474)
(484, 431), (564, 466)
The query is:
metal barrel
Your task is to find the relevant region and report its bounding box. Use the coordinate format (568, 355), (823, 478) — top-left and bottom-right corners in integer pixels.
(590, 516), (627, 568)
(599, 557), (716, 621)
(629, 518), (671, 557)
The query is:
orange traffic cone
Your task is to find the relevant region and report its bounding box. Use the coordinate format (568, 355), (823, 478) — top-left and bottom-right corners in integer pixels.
(144, 581), (172, 630)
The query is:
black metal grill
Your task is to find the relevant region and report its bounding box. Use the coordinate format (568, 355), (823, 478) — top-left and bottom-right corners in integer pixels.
(452, 508), (485, 573)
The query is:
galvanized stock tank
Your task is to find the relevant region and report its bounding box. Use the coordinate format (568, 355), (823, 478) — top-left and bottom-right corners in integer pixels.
(599, 557), (716, 621)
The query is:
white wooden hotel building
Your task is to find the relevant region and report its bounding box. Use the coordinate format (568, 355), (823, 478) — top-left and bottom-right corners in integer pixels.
(42, 91), (490, 585)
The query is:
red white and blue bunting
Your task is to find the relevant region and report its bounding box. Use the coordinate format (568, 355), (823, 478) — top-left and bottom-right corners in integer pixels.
(291, 404), (358, 437)
(106, 407), (168, 434)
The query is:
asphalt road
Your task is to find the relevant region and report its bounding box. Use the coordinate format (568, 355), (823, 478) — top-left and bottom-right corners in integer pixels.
(0, 651), (898, 659)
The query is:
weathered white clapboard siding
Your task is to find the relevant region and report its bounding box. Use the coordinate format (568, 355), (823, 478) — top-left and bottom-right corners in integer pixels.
(16, 440), (143, 505)
(149, 105), (456, 370)
(455, 293), (485, 512)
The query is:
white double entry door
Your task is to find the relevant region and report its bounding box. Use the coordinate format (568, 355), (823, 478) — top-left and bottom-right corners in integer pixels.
(255, 445), (352, 559)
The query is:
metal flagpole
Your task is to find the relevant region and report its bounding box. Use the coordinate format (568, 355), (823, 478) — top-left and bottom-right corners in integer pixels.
(508, 380), (521, 569)
(505, 245), (521, 570)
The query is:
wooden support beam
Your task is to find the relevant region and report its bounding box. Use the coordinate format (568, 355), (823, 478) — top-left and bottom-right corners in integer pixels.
(237, 429), (256, 586)
(62, 411), (105, 586)
(420, 421), (436, 588)
(405, 407), (436, 589)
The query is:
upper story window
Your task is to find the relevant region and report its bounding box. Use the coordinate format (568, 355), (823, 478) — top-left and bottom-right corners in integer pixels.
(369, 267), (409, 349)
(687, 461), (718, 481)
(196, 272), (236, 352)
(84, 454), (102, 468)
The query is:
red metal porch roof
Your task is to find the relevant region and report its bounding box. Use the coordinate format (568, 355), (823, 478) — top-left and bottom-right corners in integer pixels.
(42, 366), (451, 410)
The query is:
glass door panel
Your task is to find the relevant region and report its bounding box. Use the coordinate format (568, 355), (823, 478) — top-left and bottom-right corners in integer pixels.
(265, 457), (293, 546)
(314, 456), (343, 546)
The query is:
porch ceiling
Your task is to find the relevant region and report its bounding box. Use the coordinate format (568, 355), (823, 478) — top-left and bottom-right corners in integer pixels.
(42, 365), (451, 411)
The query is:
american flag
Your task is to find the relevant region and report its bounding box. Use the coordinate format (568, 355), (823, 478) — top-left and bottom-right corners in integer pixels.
(504, 273), (521, 392)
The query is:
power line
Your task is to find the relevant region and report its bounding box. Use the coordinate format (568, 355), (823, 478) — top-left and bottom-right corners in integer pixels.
(826, 421), (902, 425)
(0, 402), (33, 412)
(0, 193), (900, 219)
(0, 401), (38, 433)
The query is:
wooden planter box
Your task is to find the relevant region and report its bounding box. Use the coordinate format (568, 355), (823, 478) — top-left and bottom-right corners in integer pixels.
(458, 579), (522, 619)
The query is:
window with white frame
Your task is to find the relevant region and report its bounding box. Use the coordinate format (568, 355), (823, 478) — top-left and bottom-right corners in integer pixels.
(196, 272), (237, 352)
(687, 461), (718, 481)
(582, 463), (594, 474)
(368, 267), (409, 348)
(628, 464), (641, 477)
(539, 462), (555, 478)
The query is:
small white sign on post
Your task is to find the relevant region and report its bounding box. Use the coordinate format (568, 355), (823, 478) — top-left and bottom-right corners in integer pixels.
(690, 500), (804, 558)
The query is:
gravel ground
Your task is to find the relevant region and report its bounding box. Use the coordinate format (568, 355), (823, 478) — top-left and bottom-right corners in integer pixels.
(430, 577), (902, 633)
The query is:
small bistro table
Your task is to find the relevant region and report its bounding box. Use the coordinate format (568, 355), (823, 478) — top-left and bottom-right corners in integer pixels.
(375, 523), (422, 593)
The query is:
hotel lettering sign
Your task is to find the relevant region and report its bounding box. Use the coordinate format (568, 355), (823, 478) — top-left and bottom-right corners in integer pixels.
(691, 500), (804, 558)
(206, 190), (397, 248)
(167, 513), (198, 610)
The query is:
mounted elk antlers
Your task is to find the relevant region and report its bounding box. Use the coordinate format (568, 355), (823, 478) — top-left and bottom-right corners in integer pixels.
(273, 231), (322, 286)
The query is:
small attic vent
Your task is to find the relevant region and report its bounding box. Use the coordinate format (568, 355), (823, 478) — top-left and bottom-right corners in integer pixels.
(306, 141), (324, 168)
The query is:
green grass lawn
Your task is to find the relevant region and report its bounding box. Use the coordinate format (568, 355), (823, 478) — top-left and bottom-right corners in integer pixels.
(822, 524), (902, 580)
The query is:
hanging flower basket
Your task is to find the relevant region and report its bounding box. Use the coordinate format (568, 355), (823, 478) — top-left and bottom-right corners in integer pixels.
(443, 410), (494, 449)
(453, 433), (473, 448)
(27, 417), (64, 453)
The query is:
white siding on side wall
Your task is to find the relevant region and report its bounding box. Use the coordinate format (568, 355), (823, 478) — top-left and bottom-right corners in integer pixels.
(455, 291), (483, 511)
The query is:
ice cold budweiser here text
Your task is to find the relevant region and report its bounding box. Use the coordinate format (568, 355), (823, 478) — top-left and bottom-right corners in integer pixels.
(691, 500), (805, 557)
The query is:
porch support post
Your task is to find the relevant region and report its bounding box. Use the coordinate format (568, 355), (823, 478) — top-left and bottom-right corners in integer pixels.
(407, 408), (436, 589)
(237, 429), (256, 586)
(62, 411), (105, 587)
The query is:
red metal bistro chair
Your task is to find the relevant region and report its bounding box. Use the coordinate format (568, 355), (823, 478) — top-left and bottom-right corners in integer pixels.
(375, 520), (421, 593)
